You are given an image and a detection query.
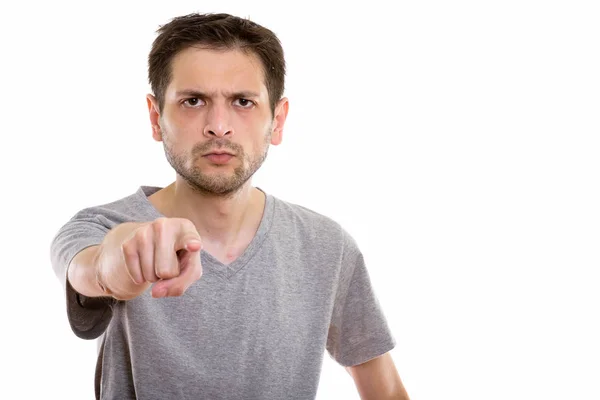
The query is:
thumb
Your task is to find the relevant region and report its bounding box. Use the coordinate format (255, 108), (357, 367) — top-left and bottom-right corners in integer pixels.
(184, 239), (202, 252)
(175, 234), (202, 252)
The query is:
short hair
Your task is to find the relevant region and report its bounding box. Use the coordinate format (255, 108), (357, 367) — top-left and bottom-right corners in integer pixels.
(148, 13), (286, 116)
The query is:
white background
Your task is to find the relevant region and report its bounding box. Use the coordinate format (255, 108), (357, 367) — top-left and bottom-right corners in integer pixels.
(1, 1), (599, 399)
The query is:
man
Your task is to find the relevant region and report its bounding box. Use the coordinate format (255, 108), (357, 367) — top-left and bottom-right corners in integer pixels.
(50, 12), (410, 400)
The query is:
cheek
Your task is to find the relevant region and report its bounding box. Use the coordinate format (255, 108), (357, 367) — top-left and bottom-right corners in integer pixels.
(166, 108), (204, 135)
(254, 129), (272, 150)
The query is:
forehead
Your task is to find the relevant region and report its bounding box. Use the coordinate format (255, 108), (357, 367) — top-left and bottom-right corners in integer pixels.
(167, 47), (267, 95)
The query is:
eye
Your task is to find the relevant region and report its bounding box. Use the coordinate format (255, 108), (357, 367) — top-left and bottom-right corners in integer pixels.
(234, 98), (254, 108)
(183, 98), (204, 107)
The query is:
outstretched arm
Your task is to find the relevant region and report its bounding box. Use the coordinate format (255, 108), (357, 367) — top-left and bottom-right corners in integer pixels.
(346, 352), (410, 400)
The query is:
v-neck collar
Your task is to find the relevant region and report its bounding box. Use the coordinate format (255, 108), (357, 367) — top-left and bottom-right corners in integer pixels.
(136, 185), (275, 280)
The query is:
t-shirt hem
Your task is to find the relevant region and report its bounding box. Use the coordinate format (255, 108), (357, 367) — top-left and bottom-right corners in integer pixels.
(65, 242), (115, 340)
(337, 335), (397, 367)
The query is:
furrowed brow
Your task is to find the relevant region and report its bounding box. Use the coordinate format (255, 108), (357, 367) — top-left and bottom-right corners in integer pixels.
(231, 91), (260, 99)
(174, 89), (260, 99)
(175, 89), (208, 98)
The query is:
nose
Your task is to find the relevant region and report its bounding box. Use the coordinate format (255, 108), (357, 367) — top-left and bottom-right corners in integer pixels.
(203, 102), (234, 138)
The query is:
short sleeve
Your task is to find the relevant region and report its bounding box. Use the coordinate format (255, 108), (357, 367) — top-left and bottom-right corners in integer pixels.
(49, 211), (116, 340)
(326, 229), (396, 367)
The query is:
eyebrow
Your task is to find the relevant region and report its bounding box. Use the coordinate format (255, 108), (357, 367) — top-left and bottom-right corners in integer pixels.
(175, 89), (261, 99)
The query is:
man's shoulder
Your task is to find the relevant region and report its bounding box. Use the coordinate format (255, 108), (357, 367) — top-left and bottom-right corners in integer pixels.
(69, 186), (158, 225)
(272, 194), (337, 222)
(270, 194), (344, 238)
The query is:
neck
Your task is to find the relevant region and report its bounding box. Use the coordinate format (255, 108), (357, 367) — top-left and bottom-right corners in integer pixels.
(150, 178), (264, 247)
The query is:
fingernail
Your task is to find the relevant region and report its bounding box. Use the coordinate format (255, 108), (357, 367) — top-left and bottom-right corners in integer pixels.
(155, 287), (167, 298)
(186, 240), (202, 250)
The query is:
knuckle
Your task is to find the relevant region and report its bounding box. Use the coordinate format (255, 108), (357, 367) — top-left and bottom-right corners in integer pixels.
(136, 230), (152, 252)
(170, 286), (184, 297)
(183, 219), (200, 236)
(152, 217), (169, 236)
(121, 242), (136, 258)
(135, 225), (151, 245)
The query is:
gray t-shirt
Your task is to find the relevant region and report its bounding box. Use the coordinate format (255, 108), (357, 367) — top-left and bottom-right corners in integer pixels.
(50, 186), (396, 400)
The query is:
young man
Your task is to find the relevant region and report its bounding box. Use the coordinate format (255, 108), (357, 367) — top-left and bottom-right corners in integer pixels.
(50, 13), (410, 400)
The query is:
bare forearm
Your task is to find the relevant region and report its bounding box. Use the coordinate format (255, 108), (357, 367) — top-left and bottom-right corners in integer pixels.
(347, 353), (410, 400)
(356, 382), (410, 400)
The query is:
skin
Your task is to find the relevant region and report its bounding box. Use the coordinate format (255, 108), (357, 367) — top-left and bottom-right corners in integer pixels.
(145, 46), (289, 264)
(143, 45), (409, 399)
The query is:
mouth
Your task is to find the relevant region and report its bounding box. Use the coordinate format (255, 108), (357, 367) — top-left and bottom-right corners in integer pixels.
(203, 150), (235, 156)
(202, 152), (235, 164)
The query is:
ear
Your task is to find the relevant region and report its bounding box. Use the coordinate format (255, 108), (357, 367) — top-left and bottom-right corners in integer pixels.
(146, 94), (162, 142)
(270, 97), (289, 146)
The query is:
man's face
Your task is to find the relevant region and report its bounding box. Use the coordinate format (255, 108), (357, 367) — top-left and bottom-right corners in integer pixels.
(148, 47), (287, 196)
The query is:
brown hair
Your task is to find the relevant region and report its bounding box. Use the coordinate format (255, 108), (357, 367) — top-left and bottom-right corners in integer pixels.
(148, 13), (286, 116)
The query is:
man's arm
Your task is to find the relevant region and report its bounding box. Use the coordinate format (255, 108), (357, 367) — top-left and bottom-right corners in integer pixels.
(67, 221), (147, 298)
(345, 352), (410, 400)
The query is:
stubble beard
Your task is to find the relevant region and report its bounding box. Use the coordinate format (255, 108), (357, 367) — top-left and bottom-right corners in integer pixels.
(162, 128), (272, 198)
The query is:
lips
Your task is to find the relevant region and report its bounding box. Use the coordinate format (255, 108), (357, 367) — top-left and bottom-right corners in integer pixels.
(203, 151), (235, 156)
(203, 153), (234, 164)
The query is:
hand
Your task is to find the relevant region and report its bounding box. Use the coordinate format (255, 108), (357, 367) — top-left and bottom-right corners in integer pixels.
(96, 217), (203, 300)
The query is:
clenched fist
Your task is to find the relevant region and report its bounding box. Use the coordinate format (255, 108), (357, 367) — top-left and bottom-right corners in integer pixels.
(96, 217), (203, 300)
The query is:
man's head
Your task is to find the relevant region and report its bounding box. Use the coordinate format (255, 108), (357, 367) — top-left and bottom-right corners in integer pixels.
(148, 13), (286, 117)
(146, 13), (289, 196)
